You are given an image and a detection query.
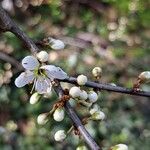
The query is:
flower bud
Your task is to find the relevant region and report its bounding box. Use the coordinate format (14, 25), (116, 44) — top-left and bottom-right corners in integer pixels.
(89, 104), (100, 115)
(30, 92), (40, 104)
(54, 130), (66, 142)
(37, 51), (49, 62)
(37, 113), (48, 125)
(76, 145), (88, 150)
(111, 144), (128, 150)
(77, 74), (87, 85)
(139, 71), (150, 83)
(79, 90), (88, 100)
(92, 67), (102, 78)
(53, 108), (65, 122)
(49, 38), (65, 50)
(88, 91), (98, 103)
(69, 86), (81, 98)
(91, 111), (105, 121)
(110, 83), (117, 86)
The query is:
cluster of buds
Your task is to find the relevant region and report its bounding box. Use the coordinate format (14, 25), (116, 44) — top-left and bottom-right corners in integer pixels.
(68, 68), (105, 133)
(51, 67), (105, 144)
(69, 86), (98, 103)
(15, 49), (131, 149)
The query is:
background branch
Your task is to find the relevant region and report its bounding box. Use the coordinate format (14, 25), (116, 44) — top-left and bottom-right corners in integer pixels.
(0, 6), (101, 150)
(0, 51), (22, 70)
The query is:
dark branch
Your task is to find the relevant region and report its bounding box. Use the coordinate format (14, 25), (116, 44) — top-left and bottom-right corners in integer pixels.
(59, 77), (150, 98)
(0, 6), (100, 150)
(0, 6), (38, 54)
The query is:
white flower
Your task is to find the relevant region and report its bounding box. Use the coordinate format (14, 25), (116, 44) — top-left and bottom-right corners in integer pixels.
(69, 86), (81, 98)
(111, 144), (128, 150)
(88, 91), (98, 103)
(54, 130), (66, 142)
(29, 92), (40, 104)
(48, 37), (65, 50)
(53, 108), (65, 122)
(91, 111), (105, 121)
(76, 145), (88, 150)
(37, 113), (48, 125)
(15, 55), (68, 94)
(79, 90), (88, 100)
(37, 51), (49, 62)
(139, 71), (150, 83)
(92, 67), (102, 78)
(77, 74), (87, 85)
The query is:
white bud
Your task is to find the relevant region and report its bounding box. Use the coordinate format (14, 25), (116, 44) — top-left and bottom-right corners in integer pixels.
(89, 104), (100, 115)
(37, 113), (48, 125)
(139, 71), (150, 83)
(76, 145), (88, 150)
(111, 144), (128, 150)
(54, 130), (66, 142)
(49, 38), (65, 50)
(92, 67), (102, 78)
(37, 51), (49, 62)
(30, 92), (40, 104)
(79, 90), (88, 100)
(91, 111), (105, 121)
(110, 83), (117, 86)
(69, 86), (81, 98)
(77, 74), (87, 85)
(88, 91), (98, 103)
(53, 108), (65, 122)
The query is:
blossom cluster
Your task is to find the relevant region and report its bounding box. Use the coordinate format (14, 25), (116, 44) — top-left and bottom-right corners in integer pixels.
(14, 39), (129, 149)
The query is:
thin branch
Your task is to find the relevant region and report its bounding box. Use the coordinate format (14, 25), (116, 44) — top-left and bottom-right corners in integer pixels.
(0, 6), (38, 54)
(59, 77), (150, 98)
(0, 6), (101, 150)
(0, 51), (23, 71)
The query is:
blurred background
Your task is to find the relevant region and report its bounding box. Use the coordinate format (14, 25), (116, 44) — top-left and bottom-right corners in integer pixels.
(0, 0), (150, 149)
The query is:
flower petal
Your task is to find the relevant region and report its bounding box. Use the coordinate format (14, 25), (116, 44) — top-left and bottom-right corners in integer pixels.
(40, 65), (68, 80)
(15, 71), (34, 87)
(22, 56), (39, 70)
(35, 77), (52, 94)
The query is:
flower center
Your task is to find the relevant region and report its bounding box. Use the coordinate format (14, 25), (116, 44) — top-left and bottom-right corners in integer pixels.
(34, 68), (46, 77)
